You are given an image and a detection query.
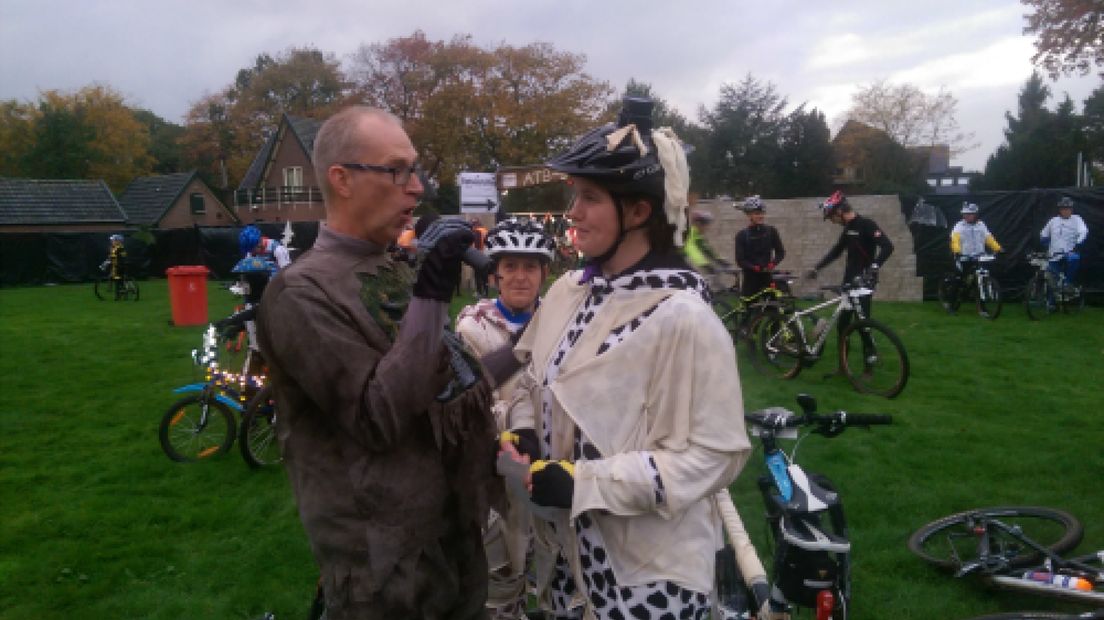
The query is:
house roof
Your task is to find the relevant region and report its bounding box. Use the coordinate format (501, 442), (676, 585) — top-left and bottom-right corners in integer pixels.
(0, 177), (126, 226)
(238, 113), (324, 190)
(118, 171), (198, 226)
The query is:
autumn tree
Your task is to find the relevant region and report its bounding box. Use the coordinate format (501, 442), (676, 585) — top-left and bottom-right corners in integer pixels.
(132, 109), (185, 174)
(1022, 0), (1104, 78)
(180, 47), (348, 191)
(0, 100), (38, 177)
(845, 80), (976, 155)
(348, 30), (611, 209)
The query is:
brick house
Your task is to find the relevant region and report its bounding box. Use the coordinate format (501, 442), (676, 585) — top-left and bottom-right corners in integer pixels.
(234, 113), (326, 224)
(0, 177), (127, 232)
(118, 171), (236, 229)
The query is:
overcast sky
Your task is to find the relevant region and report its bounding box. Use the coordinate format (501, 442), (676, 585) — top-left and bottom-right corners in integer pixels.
(1, 0), (1099, 170)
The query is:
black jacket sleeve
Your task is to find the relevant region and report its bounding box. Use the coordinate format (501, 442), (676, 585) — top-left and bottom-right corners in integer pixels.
(734, 230), (754, 271)
(816, 232), (846, 271)
(873, 226), (894, 267)
(771, 227), (786, 264)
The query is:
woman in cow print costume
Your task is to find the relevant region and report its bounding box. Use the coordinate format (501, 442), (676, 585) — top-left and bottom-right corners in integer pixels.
(500, 97), (751, 620)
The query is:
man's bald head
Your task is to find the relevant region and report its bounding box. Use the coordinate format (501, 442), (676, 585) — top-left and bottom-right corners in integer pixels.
(312, 106), (402, 202)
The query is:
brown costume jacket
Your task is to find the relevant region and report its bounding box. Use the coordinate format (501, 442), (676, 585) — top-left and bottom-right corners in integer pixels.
(257, 227), (499, 620)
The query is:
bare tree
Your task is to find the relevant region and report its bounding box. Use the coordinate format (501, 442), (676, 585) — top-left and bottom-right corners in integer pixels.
(1022, 0), (1104, 78)
(845, 80), (977, 155)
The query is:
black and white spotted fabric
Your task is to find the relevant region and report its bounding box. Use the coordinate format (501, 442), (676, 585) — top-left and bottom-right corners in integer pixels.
(538, 255), (711, 620)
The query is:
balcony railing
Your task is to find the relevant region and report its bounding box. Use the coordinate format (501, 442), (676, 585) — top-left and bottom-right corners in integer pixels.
(234, 186), (324, 209)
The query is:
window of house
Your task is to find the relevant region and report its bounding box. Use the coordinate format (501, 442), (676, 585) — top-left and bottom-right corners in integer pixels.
(190, 193), (205, 214)
(284, 166), (303, 189)
(927, 178), (938, 187)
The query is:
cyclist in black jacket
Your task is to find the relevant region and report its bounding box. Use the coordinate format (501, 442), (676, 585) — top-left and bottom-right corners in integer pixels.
(734, 196), (785, 296)
(807, 192), (893, 370)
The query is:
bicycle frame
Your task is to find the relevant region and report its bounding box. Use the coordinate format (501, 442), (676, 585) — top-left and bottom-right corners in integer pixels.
(773, 287), (871, 359)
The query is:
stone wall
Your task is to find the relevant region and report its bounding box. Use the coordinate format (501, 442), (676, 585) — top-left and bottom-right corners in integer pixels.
(694, 194), (923, 301)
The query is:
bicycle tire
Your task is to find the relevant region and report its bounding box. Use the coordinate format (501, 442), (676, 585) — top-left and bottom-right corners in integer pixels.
(839, 319), (909, 398)
(907, 506), (1083, 572)
(977, 276), (1002, 320)
(93, 278), (112, 301)
(712, 297), (742, 341)
(747, 312), (803, 379)
(1024, 274), (1051, 321)
(962, 613), (1099, 620)
(240, 386), (281, 469)
(938, 274), (962, 314)
(159, 394), (236, 462)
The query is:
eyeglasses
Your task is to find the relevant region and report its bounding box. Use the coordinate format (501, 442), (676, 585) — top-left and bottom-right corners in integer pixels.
(339, 162), (422, 186)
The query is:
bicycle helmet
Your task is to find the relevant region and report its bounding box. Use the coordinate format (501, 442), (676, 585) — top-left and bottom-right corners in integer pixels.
(690, 209), (715, 225)
(109, 234), (123, 243)
(1057, 196), (1074, 209)
(960, 202), (979, 215)
(742, 195), (765, 213)
(546, 96), (690, 260)
(819, 191), (849, 220)
(239, 225), (262, 256)
(485, 219), (556, 262)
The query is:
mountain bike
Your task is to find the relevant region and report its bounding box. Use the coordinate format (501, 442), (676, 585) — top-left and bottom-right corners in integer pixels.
(712, 270), (797, 343)
(1024, 252), (1085, 320)
(715, 394), (892, 620)
(747, 276), (909, 398)
(938, 254), (1002, 319)
(93, 262), (139, 301)
(158, 324), (267, 463)
(909, 506), (1104, 612)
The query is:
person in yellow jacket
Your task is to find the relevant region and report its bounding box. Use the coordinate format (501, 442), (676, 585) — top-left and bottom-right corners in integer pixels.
(946, 202), (1002, 313)
(684, 209), (728, 275)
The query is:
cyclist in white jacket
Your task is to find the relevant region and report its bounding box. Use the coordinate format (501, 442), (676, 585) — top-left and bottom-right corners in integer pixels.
(1040, 197), (1089, 284)
(455, 219), (556, 620)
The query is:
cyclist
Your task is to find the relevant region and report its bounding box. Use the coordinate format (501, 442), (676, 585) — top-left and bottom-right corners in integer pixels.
(684, 209), (729, 274)
(807, 191), (893, 370)
(734, 195), (786, 296)
(500, 97), (750, 620)
(1040, 196), (1089, 293)
(946, 202), (1003, 314)
(216, 226), (290, 354)
(239, 224), (291, 270)
(455, 218), (555, 620)
(103, 234), (127, 299)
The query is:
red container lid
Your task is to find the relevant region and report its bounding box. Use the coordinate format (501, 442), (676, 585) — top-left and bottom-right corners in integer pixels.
(165, 265), (210, 276)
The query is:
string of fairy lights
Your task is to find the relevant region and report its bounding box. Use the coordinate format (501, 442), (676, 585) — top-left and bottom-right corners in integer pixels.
(191, 325), (267, 402)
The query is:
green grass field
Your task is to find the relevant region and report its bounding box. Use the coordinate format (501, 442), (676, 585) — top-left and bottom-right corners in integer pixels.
(0, 280), (1101, 619)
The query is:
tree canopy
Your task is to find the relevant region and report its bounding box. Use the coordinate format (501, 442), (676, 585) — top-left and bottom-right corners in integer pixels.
(1022, 0), (1104, 78)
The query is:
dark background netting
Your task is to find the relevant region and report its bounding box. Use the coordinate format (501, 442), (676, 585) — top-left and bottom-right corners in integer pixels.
(901, 188), (1102, 300)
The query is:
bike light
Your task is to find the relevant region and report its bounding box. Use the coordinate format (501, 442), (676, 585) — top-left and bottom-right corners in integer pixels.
(816, 590), (834, 620)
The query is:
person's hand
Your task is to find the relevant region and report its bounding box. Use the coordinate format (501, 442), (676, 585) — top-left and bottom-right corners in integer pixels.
(499, 428), (540, 462)
(413, 219), (475, 302)
(752, 265), (761, 272)
(805, 268), (818, 280)
(766, 262), (776, 272)
(528, 460), (574, 508)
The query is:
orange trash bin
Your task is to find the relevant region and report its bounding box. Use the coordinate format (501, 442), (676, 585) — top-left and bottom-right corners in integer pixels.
(166, 265), (210, 326)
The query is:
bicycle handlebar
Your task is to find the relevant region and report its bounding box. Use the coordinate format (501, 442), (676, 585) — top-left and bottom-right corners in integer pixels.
(745, 409), (892, 431)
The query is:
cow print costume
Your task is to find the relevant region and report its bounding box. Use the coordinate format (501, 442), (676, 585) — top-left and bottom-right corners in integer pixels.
(539, 253), (711, 620)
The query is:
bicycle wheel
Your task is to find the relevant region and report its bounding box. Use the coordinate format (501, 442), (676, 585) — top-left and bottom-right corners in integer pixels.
(123, 279), (139, 301)
(712, 296), (742, 341)
(93, 278), (112, 301)
(977, 276), (1002, 320)
(748, 312), (803, 379)
(907, 506), (1083, 572)
(839, 319), (909, 398)
(1024, 274), (1051, 321)
(937, 274), (962, 314)
(159, 394), (236, 462)
(240, 386), (281, 469)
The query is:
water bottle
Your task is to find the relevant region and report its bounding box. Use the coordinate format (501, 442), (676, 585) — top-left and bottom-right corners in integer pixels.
(1021, 571), (1093, 591)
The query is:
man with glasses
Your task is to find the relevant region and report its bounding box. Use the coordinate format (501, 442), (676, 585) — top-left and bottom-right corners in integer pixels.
(257, 106), (505, 620)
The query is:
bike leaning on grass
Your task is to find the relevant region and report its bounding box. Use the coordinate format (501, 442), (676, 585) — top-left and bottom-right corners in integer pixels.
(714, 394), (892, 620)
(747, 274), (909, 398)
(909, 506), (1104, 615)
(1024, 252), (1085, 320)
(938, 254), (1002, 319)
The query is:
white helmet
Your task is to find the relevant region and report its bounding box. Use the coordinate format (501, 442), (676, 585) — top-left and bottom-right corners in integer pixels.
(742, 195), (765, 213)
(961, 202), (979, 215)
(485, 219), (555, 262)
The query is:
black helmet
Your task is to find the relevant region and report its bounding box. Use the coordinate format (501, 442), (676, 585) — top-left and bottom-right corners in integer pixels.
(1057, 196), (1074, 209)
(546, 96), (665, 202)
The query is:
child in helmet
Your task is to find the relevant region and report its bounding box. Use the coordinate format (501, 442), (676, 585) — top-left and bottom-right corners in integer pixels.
(455, 219), (555, 620)
(499, 97), (751, 620)
(103, 234), (127, 299)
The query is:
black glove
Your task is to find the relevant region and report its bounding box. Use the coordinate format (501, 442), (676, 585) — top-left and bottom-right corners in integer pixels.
(864, 264), (880, 287)
(501, 428), (540, 462)
(413, 219), (474, 302)
(220, 323), (244, 342)
(530, 460), (574, 508)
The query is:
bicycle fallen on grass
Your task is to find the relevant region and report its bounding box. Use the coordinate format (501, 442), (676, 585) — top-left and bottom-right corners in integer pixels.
(909, 506), (1104, 617)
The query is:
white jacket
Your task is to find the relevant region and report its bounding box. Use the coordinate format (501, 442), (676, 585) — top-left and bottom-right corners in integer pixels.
(512, 272), (751, 596)
(1041, 215), (1088, 257)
